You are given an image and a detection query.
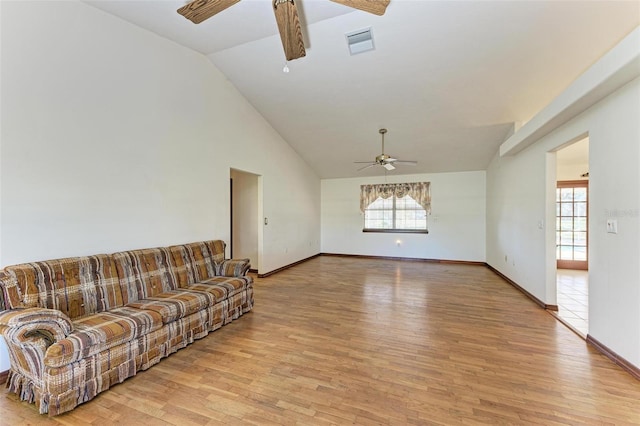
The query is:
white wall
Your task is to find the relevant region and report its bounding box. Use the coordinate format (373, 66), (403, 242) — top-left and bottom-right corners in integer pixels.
(556, 138), (589, 181)
(0, 0), (320, 269)
(0, 1), (321, 369)
(0, 0), (4, 374)
(322, 171), (486, 262)
(0, 336), (8, 376)
(486, 147), (548, 298)
(230, 169), (259, 266)
(486, 77), (640, 367)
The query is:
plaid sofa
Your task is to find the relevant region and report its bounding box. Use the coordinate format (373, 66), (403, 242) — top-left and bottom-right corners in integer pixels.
(0, 240), (253, 416)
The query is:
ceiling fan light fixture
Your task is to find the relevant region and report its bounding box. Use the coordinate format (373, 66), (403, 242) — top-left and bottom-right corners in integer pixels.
(346, 27), (375, 55)
(354, 128), (417, 172)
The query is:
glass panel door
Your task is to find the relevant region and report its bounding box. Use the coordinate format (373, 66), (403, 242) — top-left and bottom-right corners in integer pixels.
(556, 181), (588, 270)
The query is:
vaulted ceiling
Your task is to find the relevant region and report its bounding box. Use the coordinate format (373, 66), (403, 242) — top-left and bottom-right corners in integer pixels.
(85, 0), (640, 178)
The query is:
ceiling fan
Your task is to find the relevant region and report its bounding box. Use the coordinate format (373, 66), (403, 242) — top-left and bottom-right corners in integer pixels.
(355, 129), (417, 171)
(177, 0), (390, 61)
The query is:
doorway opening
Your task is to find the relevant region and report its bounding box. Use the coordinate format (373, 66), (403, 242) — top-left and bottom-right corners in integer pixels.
(555, 137), (589, 336)
(230, 169), (261, 273)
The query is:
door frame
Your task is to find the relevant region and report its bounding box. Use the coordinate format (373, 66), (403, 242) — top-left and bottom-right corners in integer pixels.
(545, 132), (590, 305)
(229, 168), (263, 273)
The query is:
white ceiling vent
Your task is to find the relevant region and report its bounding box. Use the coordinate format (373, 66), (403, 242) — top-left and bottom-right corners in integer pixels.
(346, 28), (375, 55)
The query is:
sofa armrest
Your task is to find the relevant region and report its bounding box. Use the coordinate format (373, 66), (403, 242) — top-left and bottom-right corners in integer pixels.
(0, 308), (73, 351)
(0, 308), (73, 405)
(215, 259), (251, 277)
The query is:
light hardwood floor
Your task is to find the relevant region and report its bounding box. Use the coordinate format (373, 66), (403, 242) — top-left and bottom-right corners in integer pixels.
(1, 256), (639, 425)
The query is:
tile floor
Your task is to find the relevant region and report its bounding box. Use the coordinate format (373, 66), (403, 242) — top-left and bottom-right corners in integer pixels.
(556, 269), (588, 336)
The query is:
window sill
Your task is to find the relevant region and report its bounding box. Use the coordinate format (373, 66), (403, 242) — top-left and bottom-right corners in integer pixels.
(362, 229), (429, 234)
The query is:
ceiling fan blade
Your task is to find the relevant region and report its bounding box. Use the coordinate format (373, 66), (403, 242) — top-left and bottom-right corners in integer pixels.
(354, 161), (376, 163)
(357, 163), (376, 171)
(383, 163), (396, 171)
(329, 0), (390, 16)
(394, 160), (418, 166)
(273, 0), (306, 61)
(177, 0), (240, 24)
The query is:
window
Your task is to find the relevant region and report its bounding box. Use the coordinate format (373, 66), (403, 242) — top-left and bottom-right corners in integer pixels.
(360, 182), (430, 233)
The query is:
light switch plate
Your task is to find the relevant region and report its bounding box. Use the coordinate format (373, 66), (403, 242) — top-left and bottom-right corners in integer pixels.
(606, 219), (618, 234)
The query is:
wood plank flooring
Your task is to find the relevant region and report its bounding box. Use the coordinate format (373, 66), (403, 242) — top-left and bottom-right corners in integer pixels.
(1, 256), (639, 424)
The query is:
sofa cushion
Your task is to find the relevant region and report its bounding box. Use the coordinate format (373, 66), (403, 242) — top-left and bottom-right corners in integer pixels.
(205, 240), (226, 264)
(186, 276), (249, 303)
(0, 271), (20, 310)
(168, 240), (226, 287)
(44, 306), (163, 368)
(125, 289), (213, 324)
(2, 255), (122, 320)
(112, 248), (179, 303)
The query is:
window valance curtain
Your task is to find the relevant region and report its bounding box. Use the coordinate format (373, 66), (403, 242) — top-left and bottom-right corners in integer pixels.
(360, 182), (431, 213)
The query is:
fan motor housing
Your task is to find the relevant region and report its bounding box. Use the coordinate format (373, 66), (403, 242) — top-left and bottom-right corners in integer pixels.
(376, 154), (394, 163)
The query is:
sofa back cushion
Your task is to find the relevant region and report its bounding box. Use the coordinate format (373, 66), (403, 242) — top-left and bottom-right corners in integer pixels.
(0, 271), (15, 311)
(1, 255), (122, 320)
(112, 247), (179, 304)
(0, 271), (21, 311)
(168, 240), (226, 287)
